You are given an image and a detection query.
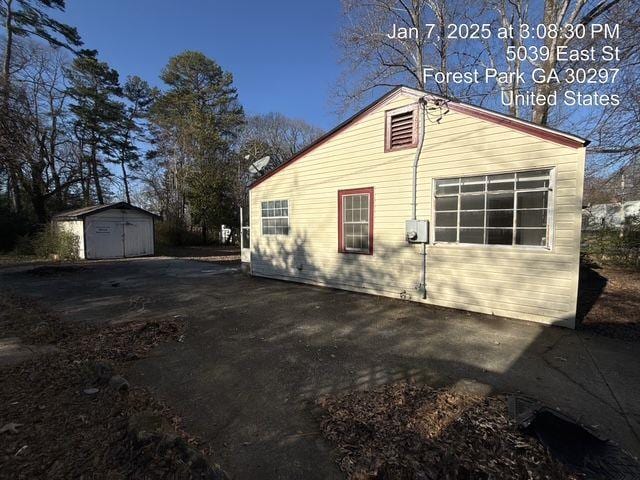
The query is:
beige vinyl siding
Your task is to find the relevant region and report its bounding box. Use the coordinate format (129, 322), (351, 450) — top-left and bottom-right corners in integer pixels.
(250, 89), (585, 327)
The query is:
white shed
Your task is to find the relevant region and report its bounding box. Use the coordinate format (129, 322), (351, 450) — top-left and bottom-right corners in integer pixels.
(53, 202), (160, 259)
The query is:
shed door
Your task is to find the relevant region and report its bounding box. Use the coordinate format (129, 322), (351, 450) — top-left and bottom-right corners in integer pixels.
(85, 218), (124, 259)
(124, 214), (153, 257)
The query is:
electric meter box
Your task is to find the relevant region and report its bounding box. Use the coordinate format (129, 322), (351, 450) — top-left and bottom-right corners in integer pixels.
(405, 219), (429, 243)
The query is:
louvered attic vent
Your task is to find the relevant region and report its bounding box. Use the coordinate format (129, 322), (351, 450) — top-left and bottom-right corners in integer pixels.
(386, 106), (417, 151)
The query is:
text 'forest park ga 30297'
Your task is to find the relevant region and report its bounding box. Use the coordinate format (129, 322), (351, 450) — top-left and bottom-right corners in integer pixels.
(387, 22), (622, 108)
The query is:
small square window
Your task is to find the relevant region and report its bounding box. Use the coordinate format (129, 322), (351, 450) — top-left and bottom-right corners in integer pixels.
(261, 200), (289, 236)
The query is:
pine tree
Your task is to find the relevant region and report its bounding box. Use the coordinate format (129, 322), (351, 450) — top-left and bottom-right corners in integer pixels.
(116, 75), (157, 203)
(150, 51), (244, 237)
(67, 51), (123, 204)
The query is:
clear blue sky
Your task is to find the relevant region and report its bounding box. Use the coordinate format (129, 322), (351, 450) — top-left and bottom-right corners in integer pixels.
(58, 0), (342, 130)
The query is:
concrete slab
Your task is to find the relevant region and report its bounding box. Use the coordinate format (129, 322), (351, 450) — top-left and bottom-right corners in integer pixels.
(1, 257), (638, 479)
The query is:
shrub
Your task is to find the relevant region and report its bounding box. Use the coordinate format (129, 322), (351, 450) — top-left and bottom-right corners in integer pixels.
(155, 221), (202, 247)
(582, 215), (640, 268)
(31, 224), (80, 260)
(0, 202), (32, 252)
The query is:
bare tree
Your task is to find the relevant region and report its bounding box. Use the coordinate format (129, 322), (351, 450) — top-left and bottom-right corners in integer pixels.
(239, 113), (324, 169)
(3, 40), (82, 222)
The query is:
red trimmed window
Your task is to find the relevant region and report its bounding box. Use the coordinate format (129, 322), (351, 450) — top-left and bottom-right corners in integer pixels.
(338, 187), (374, 254)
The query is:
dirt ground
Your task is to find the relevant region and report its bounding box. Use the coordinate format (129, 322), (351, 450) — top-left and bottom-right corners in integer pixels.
(319, 382), (576, 479)
(1, 257), (639, 479)
(578, 265), (640, 341)
(156, 244), (240, 263)
(0, 293), (227, 479)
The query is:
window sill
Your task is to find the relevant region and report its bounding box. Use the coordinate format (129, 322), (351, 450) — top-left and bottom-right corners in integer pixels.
(339, 249), (373, 255)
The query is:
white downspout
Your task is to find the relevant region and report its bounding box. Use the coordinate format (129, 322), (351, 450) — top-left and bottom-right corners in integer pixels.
(411, 97), (428, 300)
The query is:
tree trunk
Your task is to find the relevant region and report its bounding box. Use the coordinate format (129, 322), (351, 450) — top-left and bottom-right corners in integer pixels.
(90, 142), (104, 204)
(3, 0), (18, 212)
(121, 158), (131, 203)
(48, 96), (63, 205)
(202, 223), (207, 243)
(2, 0), (13, 106)
(8, 170), (21, 212)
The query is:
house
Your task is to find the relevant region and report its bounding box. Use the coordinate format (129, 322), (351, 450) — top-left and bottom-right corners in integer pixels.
(53, 202), (160, 260)
(246, 86), (588, 328)
(582, 201), (640, 230)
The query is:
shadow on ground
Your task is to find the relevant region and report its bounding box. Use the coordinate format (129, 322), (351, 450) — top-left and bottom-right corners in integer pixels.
(1, 257), (638, 479)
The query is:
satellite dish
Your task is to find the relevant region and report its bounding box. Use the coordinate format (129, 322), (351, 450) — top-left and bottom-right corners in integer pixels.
(248, 156), (270, 175)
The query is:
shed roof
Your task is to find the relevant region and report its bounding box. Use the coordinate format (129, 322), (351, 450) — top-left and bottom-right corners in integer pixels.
(249, 86), (589, 189)
(53, 202), (161, 220)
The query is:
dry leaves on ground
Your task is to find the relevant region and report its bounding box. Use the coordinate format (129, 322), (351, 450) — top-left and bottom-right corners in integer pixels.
(578, 265), (640, 341)
(318, 382), (578, 480)
(0, 292), (225, 480)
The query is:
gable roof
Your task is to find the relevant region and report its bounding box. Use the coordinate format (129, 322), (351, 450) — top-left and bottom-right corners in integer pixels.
(249, 86), (588, 189)
(53, 202), (161, 220)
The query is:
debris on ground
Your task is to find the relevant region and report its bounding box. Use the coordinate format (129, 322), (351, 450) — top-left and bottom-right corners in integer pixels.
(509, 395), (640, 479)
(0, 292), (228, 479)
(318, 382), (578, 479)
(578, 265), (640, 341)
(25, 265), (91, 276)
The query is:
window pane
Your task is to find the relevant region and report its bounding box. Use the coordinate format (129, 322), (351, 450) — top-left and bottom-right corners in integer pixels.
(517, 179), (549, 189)
(435, 196), (457, 211)
(488, 173), (515, 191)
(436, 212), (457, 227)
(345, 208), (353, 222)
(361, 233), (369, 250)
(487, 192), (514, 210)
(435, 179), (459, 195)
(435, 228), (456, 242)
(518, 191), (547, 209)
(487, 228), (513, 245)
(460, 228), (484, 244)
(517, 170), (549, 180)
(461, 176), (485, 193)
(460, 194), (484, 210)
(460, 211), (484, 227)
(487, 210), (514, 228)
(517, 209), (547, 228)
(516, 229), (547, 246)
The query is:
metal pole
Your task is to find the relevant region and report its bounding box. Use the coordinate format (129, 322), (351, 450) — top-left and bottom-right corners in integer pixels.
(422, 242), (427, 299)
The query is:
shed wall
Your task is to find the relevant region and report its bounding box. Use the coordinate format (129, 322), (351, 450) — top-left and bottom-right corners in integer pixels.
(56, 219), (85, 259)
(250, 91), (585, 327)
(84, 209), (154, 259)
